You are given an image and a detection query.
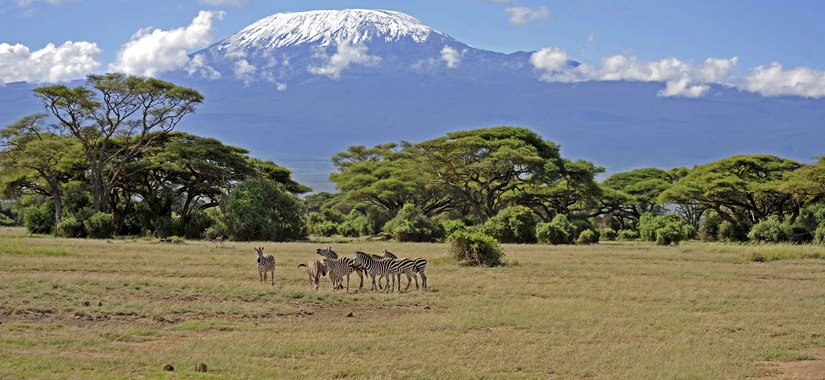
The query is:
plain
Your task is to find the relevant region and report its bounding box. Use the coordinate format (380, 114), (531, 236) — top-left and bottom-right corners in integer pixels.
(1, 227), (825, 379)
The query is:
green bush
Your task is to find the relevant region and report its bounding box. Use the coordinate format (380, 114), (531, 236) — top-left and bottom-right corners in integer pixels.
(154, 215), (182, 238)
(383, 204), (445, 242)
(86, 212), (116, 239)
(0, 212), (17, 226)
(61, 182), (93, 220)
(747, 218), (792, 243)
(321, 209), (346, 225)
(24, 202), (54, 234)
(639, 213), (688, 245)
(481, 206), (537, 244)
(599, 227), (617, 241)
(337, 220), (360, 237)
(313, 221), (338, 237)
(616, 229), (639, 241)
(364, 207), (392, 236)
(56, 215), (86, 238)
(448, 230), (504, 266)
(569, 218), (595, 240)
(576, 229), (599, 245)
(814, 225), (825, 245)
(223, 179), (307, 242)
(718, 221), (750, 242)
(184, 211), (214, 240)
(536, 214), (577, 245)
(656, 223), (686, 245)
(441, 219), (468, 237)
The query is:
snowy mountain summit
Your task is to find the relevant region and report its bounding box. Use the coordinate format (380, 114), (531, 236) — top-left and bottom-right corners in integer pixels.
(221, 9), (441, 49)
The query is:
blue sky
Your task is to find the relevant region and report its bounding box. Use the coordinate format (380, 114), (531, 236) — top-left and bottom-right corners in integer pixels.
(1, 0), (825, 96)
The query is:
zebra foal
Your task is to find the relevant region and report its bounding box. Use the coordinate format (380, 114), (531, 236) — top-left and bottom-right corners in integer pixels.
(255, 247), (275, 285)
(298, 259), (327, 290)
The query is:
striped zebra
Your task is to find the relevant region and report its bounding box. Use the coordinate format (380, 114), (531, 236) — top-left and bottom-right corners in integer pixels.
(255, 247), (275, 285)
(316, 247), (365, 290)
(389, 258), (418, 292)
(384, 250), (428, 291)
(322, 258), (352, 292)
(353, 251), (395, 292)
(297, 259), (326, 290)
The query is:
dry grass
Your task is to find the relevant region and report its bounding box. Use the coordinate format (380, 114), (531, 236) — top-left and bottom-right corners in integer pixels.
(1, 228), (825, 378)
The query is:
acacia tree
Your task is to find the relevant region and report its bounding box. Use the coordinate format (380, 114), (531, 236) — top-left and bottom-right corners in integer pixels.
(518, 159), (604, 221)
(412, 126), (563, 220)
(660, 155), (803, 226)
(34, 73), (203, 213)
(779, 156), (825, 204)
(330, 143), (455, 216)
(0, 115), (84, 226)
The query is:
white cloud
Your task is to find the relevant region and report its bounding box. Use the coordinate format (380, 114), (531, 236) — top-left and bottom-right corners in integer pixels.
(233, 59), (256, 85)
(529, 47), (569, 73)
(200, 0), (246, 6)
(742, 63), (825, 98)
(505, 6), (550, 25)
(0, 41), (100, 84)
(440, 46), (465, 69)
(109, 10), (224, 76)
(530, 47), (739, 97)
(186, 54), (220, 80)
(307, 41), (381, 80)
(16, 0), (68, 6)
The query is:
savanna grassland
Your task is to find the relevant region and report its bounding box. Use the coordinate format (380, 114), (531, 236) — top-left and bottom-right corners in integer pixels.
(1, 227), (825, 379)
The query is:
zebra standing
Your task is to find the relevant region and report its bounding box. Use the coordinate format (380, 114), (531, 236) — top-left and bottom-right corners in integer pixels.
(316, 247), (365, 290)
(322, 258), (352, 292)
(298, 259), (327, 290)
(255, 247), (275, 285)
(384, 250), (428, 291)
(353, 252), (395, 292)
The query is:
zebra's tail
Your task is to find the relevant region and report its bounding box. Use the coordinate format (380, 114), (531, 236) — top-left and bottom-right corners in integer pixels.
(297, 263), (307, 268)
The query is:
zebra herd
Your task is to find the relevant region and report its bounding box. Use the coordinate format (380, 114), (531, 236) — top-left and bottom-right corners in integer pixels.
(254, 246), (428, 293)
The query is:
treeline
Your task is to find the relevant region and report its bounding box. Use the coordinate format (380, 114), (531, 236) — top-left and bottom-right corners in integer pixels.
(3, 74), (825, 248)
(312, 127), (825, 248)
(0, 74), (308, 241)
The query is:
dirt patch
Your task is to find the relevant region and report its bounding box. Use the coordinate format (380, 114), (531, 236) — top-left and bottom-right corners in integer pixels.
(757, 349), (825, 379)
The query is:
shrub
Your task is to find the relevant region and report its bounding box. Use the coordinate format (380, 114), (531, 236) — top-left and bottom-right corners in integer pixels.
(86, 212), (116, 239)
(718, 221), (750, 242)
(599, 227), (617, 241)
(56, 215), (86, 238)
(383, 204), (445, 242)
(61, 182), (93, 220)
(747, 218), (792, 243)
(223, 179), (307, 242)
(655, 223), (686, 245)
(441, 219), (468, 237)
(569, 218), (595, 241)
(154, 215), (182, 238)
(337, 221), (360, 237)
(639, 213), (688, 245)
(576, 229), (599, 245)
(448, 230), (504, 266)
(23, 202), (55, 234)
(184, 211), (214, 240)
(616, 229), (639, 241)
(814, 225), (825, 245)
(536, 214), (576, 245)
(481, 206), (537, 244)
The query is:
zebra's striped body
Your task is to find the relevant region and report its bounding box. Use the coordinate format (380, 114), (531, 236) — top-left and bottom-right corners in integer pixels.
(389, 258), (417, 292)
(255, 247), (275, 285)
(322, 258), (352, 292)
(384, 251), (428, 291)
(298, 259), (327, 290)
(316, 247), (364, 290)
(353, 252), (396, 292)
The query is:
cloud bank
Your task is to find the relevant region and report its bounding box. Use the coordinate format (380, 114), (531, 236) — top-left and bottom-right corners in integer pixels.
(109, 10), (224, 77)
(0, 41), (100, 84)
(308, 41), (381, 79)
(529, 46), (825, 98)
(505, 6), (550, 25)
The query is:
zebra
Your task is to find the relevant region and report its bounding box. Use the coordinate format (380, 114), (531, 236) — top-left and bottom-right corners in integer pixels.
(384, 250), (428, 291)
(316, 247), (365, 290)
(322, 258), (352, 292)
(297, 259), (327, 290)
(388, 258), (418, 292)
(353, 252), (395, 292)
(255, 247), (275, 285)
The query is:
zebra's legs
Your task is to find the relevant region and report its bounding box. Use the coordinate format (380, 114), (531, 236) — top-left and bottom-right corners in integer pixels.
(420, 273), (427, 290)
(271, 269), (275, 286)
(403, 272), (413, 292)
(259, 271), (263, 283)
(357, 270), (364, 290)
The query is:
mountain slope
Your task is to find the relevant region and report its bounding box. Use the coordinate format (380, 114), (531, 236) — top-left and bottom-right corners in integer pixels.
(1, 9), (823, 192)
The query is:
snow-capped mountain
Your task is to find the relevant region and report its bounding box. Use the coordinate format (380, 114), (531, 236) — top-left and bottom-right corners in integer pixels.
(2, 9), (824, 192)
